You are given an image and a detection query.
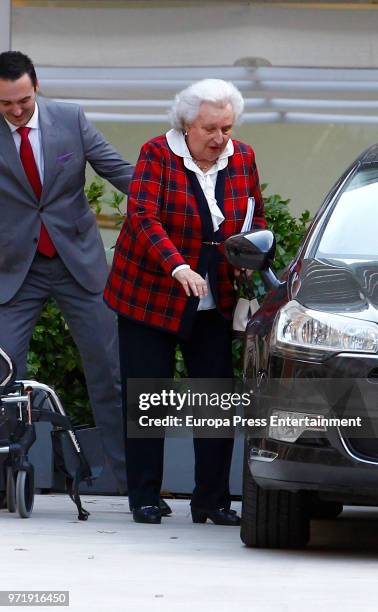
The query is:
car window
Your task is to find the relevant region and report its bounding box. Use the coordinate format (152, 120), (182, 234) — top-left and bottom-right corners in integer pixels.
(316, 165), (378, 261)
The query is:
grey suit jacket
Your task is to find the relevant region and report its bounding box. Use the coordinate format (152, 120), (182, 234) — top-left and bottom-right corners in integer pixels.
(0, 96), (134, 304)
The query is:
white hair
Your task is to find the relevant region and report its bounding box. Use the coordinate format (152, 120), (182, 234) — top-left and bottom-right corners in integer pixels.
(169, 78), (244, 130)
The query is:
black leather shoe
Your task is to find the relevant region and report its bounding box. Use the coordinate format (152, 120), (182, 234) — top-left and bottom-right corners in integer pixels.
(130, 499), (172, 516)
(159, 498), (172, 517)
(132, 505), (161, 524)
(191, 507), (241, 526)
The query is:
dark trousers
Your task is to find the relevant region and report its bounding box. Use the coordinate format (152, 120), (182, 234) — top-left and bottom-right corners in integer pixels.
(0, 253), (126, 493)
(118, 309), (234, 510)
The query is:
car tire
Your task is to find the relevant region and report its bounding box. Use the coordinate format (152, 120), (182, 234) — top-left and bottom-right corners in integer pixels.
(240, 446), (311, 549)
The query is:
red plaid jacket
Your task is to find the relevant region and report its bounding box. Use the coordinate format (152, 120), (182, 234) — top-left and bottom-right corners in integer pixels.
(104, 135), (266, 334)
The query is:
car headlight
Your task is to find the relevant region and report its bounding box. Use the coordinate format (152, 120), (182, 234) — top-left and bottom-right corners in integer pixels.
(271, 300), (378, 359)
(268, 409), (327, 443)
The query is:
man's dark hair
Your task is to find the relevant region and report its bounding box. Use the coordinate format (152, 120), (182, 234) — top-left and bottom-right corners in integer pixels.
(0, 51), (37, 89)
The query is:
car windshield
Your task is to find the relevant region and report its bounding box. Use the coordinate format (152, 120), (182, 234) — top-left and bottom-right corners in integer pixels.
(316, 165), (378, 262)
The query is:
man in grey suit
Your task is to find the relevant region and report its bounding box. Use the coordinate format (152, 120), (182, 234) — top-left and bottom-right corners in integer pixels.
(0, 51), (133, 493)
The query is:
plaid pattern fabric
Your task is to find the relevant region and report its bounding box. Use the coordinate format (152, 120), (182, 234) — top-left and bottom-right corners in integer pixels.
(104, 135), (266, 333)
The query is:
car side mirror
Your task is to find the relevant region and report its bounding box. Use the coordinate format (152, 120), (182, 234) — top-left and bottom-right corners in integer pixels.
(225, 229), (282, 289)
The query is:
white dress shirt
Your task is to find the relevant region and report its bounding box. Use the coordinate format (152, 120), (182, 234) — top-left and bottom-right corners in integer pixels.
(4, 103), (44, 181)
(166, 128), (234, 310)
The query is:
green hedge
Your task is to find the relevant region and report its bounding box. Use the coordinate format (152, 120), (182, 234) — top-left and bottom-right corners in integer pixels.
(27, 180), (310, 424)
(27, 301), (90, 425)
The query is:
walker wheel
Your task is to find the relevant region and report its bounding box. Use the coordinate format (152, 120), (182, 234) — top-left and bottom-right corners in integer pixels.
(6, 466), (16, 513)
(16, 470), (34, 518)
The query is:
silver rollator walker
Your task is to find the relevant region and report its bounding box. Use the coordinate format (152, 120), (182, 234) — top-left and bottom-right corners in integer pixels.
(0, 347), (104, 519)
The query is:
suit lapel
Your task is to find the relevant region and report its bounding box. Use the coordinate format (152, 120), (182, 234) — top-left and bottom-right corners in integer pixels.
(185, 167), (213, 240)
(214, 167), (226, 214)
(214, 167), (226, 241)
(38, 97), (62, 202)
(0, 116), (39, 204)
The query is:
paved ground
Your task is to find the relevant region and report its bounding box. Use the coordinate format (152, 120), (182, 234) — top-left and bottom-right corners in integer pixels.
(1, 496), (378, 612)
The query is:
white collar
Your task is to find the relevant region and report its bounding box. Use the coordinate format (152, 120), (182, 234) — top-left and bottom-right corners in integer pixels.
(166, 128), (228, 232)
(5, 102), (39, 133)
(166, 128), (234, 165)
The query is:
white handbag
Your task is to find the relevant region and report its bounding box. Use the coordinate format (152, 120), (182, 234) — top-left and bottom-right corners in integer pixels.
(232, 296), (260, 332)
(232, 271), (260, 332)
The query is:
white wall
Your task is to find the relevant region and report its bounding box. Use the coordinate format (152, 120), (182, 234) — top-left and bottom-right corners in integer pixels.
(0, 0), (11, 52)
(12, 2), (378, 68)
(10, 1), (378, 221)
(91, 119), (378, 223)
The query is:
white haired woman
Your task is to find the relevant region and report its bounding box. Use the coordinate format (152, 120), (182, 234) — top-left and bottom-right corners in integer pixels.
(105, 79), (266, 524)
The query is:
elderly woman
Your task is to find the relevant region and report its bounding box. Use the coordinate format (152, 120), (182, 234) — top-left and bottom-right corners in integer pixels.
(105, 79), (266, 524)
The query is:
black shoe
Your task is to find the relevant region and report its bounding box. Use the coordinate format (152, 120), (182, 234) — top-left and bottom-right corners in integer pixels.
(159, 498), (172, 517)
(129, 499), (172, 516)
(132, 505), (161, 524)
(191, 507), (241, 526)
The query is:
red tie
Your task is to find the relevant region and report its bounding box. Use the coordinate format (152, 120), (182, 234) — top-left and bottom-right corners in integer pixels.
(17, 127), (56, 258)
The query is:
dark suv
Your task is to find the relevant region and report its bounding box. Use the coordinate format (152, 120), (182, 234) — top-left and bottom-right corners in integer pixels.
(226, 144), (378, 548)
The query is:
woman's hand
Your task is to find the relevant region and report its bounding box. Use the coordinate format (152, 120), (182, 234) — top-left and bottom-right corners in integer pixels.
(174, 268), (208, 298)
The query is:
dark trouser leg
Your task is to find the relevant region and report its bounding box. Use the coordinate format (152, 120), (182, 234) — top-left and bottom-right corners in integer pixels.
(118, 316), (176, 508)
(0, 255), (51, 377)
(0, 260), (50, 494)
(181, 310), (234, 510)
(50, 258), (126, 493)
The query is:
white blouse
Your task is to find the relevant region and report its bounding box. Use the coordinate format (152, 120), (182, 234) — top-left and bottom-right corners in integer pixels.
(166, 128), (234, 310)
